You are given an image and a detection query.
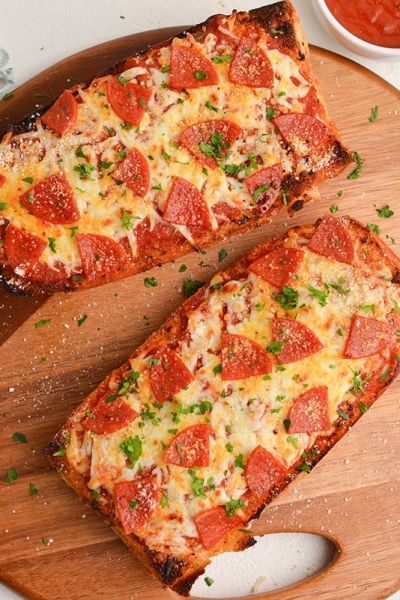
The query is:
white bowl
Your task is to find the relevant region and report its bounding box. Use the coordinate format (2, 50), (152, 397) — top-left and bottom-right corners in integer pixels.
(311, 0), (400, 62)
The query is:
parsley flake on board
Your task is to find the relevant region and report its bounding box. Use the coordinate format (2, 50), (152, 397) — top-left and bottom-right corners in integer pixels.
(5, 468), (19, 483)
(77, 314), (88, 327)
(376, 204), (394, 218)
(144, 276), (158, 288)
(183, 278), (205, 298)
(347, 151), (364, 180)
(368, 106), (379, 122)
(35, 319), (51, 329)
(367, 223), (381, 235)
(12, 432), (27, 444)
(29, 482), (39, 495)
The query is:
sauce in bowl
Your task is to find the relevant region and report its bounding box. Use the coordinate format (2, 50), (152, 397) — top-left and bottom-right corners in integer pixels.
(325, 0), (400, 48)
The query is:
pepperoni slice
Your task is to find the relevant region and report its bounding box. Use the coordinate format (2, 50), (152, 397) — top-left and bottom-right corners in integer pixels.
(164, 424), (210, 468)
(76, 233), (128, 281)
(81, 389), (138, 434)
(344, 315), (393, 359)
(162, 176), (212, 230)
(212, 201), (243, 225)
(221, 333), (272, 380)
(40, 90), (78, 135)
(229, 36), (274, 88)
(28, 260), (67, 284)
(107, 76), (152, 127)
(179, 119), (242, 170)
(308, 214), (355, 265)
(148, 345), (194, 403)
(170, 45), (218, 90)
(272, 317), (324, 364)
(134, 217), (187, 254)
(0, 174), (7, 188)
(245, 446), (287, 498)
(112, 147), (150, 196)
(193, 506), (244, 550)
(273, 113), (330, 156)
(245, 164), (283, 213)
(20, 172), (80, 225)
(288, 386), (331, 433)
(249, 247), (305, 288)
(114, 476), (160, 534)
(4, 224), (47, 274)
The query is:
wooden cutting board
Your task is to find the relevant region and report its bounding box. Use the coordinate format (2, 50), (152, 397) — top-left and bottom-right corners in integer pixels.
(1, 27), (400, 600)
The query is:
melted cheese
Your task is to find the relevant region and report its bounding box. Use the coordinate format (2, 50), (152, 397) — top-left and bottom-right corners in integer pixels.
(65, 232), (400, 555)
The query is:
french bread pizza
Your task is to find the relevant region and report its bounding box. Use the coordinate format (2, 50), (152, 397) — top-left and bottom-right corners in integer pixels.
(46, 214), (400, 595)
(0, 1), (352, 295)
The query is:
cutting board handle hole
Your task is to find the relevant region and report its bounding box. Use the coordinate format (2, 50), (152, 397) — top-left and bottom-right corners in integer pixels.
(190, 532), (338, 598)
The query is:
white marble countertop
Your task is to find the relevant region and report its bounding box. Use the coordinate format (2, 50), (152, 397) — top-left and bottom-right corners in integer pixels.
(0, 1), (399, 599)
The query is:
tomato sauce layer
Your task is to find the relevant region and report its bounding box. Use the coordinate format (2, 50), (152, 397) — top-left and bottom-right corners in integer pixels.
(325, 0), (400, 48)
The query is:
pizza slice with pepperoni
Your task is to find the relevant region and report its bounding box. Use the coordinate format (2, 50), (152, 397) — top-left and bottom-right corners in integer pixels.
(0, 0), (352, 295)
(46, 214), (400, 595)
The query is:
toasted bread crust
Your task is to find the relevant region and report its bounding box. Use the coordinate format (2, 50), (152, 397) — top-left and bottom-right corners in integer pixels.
(0, 1), (352, 296)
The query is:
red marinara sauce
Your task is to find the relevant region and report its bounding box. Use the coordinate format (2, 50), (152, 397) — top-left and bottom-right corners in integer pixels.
(325, 0), (400, 48)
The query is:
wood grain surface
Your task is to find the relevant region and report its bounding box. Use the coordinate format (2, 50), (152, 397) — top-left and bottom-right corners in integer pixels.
(1, 28), (400, 600)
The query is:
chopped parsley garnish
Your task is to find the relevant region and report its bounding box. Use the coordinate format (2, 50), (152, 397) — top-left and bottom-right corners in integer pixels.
(213, 54), (232, 63)
(22, 176), (34, 184)
(337, 410), (350, 420)
(77, 314), (88, 327)
(188, 469), (207, 499)
(267, 340), (287, 355)
(349, 366), (372, 396)
(195, 70), (207, 80)
(218, 248), (228, 262)
(360, 303), (375, 314)
(205, 100), (219, 112)
(120, 435), (142, 468)
(29, 482), (39, 495)
(307, 284), (329, 307)
(287, 435), (299, 448)
(183, 278), (205, 298)
(69, 226), (79, 238)
(0, 202), (8, 210)
(347, 151), (364, 180)
(12, 432), (27, 444)
(73, 162), (96, 180)
(368, 106), (379, 122)
(376, 204), (394, 218)
(330, 204), (339, 214)
(265, 106), (275, 121)
(35, 319), (51, 329)
(144, 276), (158, 288)
(253, 183), (271, 201)
(204, 577), (214, 587)
(234, 454), (246, 469)
(359, 401), (368, 414)
(46, 238), (57, 256)
(274, 286), (299, 310)
(5, 469), (19, 483)
(213, 364), (223, 376)
(367, 223), (381, 235)
(379, 367), (391, 382)
(121, 209), (139, 230)
(225, 498), (246, 517)
(199, 132), (230, 160)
